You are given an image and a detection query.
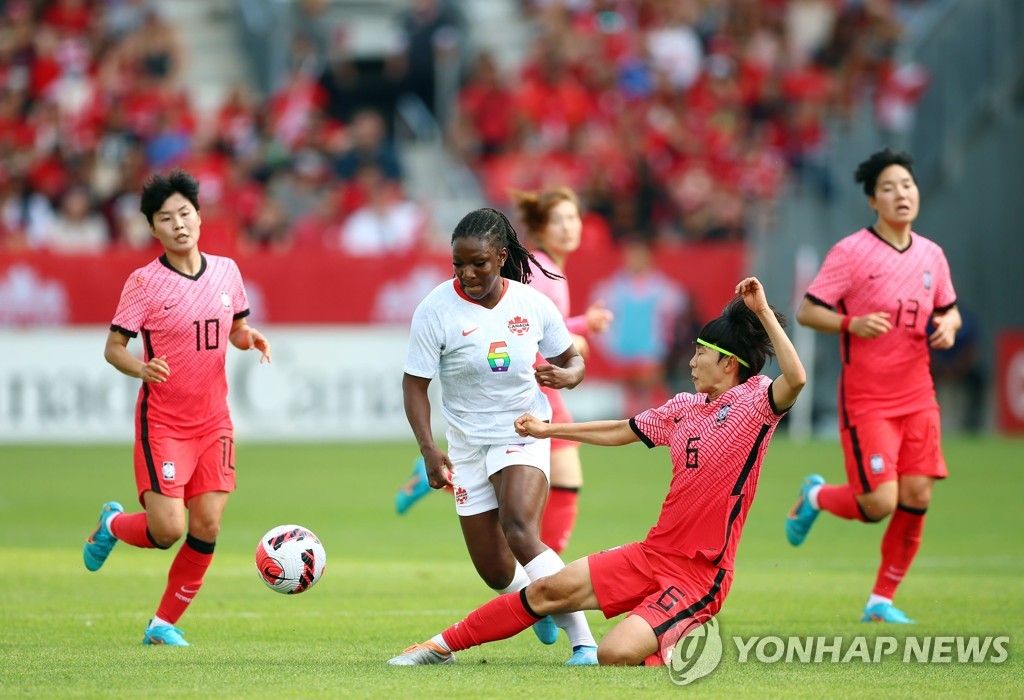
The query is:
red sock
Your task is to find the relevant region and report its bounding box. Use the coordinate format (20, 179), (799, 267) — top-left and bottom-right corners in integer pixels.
(441, 589), (540, 651)
(109, 512), (158, 548)
(818, 484), (870, 522)
(873, 505), (926, 599)
(156, 535), (215, 625)
(541, 487), (579, 554)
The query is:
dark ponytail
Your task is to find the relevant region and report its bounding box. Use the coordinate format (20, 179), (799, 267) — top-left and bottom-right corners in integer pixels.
(697, 296), (786, 381)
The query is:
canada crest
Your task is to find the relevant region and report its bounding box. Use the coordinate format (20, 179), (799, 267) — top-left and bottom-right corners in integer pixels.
(508, 315), (530, 336)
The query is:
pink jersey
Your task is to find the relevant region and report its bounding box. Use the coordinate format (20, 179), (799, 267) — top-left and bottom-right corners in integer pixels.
(806, 228), (956, 425)
(630, 374), (785, 570)
(111, 254), (250, 438)
(529, 249), (588, 335)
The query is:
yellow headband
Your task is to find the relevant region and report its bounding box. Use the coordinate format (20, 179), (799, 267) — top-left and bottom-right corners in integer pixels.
(696, 338), (750, 369)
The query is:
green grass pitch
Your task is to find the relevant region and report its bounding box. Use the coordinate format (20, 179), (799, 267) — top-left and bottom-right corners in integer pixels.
(1, 437), (1021, 698)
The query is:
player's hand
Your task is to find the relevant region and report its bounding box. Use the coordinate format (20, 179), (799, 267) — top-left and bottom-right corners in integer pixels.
(849, 312), (892, 339)
(929, 313), (958, 349)
(140, 356), (170, 383)
(534, 363), (579, 389)
(423, 448), (455, 489)
(585, 300), (613, 333)
(736, 277), (769, 314)
(515, 413), (549, 439)
(250, 329), (272, 364)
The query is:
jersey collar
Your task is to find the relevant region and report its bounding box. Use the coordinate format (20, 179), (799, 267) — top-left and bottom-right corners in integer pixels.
(452, 278), (509, 307)
(159, 253), (207, 280)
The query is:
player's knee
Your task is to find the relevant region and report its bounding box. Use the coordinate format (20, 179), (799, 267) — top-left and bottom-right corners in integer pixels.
(479, 562), (516, 591)
(187, 517), (221, 543)
(899, 488), (932, 511)
(527, 576), (567, 615)
(148, 522), (185, 548)
(596, 641), (641, 666)
(499, 520), (539, 558)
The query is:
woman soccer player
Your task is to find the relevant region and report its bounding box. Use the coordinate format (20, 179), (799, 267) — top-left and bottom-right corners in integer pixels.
(83, 170), (271, 646)
(785, 148), (960, 624)
(401, 207), (599, 665)
(389, 276), (806, 666)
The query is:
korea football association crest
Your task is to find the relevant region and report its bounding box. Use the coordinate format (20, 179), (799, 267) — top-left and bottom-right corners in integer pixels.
(162, 461), (176, 481)
(715, 403), (732, 426)
(923, 271), (932, 290)
(220, 292), (232, 307)
(869, 454), (885, 475)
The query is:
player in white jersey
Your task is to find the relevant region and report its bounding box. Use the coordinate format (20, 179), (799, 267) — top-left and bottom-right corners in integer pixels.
(403, 207), (598, 665)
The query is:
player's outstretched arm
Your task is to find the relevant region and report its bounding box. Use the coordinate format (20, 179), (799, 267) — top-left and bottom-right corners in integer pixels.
(104, 330), (169, 382)
(515, 413), (638, 446)
(229, 318), (272, 363)
(737, 277), (806, 411)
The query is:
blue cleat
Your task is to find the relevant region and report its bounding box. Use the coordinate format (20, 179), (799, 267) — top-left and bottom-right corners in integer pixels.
(396, 457), (432, 515)
(532, 615), (558, 645)
(566, 645), (598, 666)
(785, 474), (825, 546)
(862, 602), (914, 624)
(143, 622), (190, 646)
(83, 501), (124, 572)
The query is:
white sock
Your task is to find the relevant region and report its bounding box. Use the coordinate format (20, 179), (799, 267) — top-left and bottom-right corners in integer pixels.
(497, 562), (531, 595)
(104, 511), (120, 536)
(430, 633), (451, 652)
(523, 549), (596, 649)
(867, 594), (892, 609)
(149, 615), (173, 629)
(808, 484), (823, 510)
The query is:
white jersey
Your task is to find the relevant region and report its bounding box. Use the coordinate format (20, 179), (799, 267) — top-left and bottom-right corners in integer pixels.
(405, 278), (575, 444)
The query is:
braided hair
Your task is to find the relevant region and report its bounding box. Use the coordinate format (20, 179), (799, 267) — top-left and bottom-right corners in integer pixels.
(451, 207), (562, 284)
(698, 296), (787, 382)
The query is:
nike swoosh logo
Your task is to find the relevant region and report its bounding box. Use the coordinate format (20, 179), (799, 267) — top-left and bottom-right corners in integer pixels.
(868, 274), (882, 279)
(506, 448), (526, 454)
(462, 327), (479, 336)
(164, 304), (177, 310)
(180, 586), (199, 594)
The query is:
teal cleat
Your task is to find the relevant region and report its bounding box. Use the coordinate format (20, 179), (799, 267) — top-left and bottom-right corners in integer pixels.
(532, 615), (558, 645)
(862, 602), (915, 624)
(396, 457), (431, 515)
(785, 474), (825, 546)
(143, 622), (190, 646)
(566, 645), (598, 666)
(83, 501), (124, 572)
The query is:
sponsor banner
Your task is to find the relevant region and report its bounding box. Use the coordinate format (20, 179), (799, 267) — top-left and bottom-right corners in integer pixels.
(0, 327), (623, 443)
(0, 327), (418, 442)
(996, 330), (1024, 434)
(0, 245), (744, 326)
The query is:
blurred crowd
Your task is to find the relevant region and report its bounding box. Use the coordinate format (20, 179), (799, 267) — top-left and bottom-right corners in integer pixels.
(0, 0), (931, 255)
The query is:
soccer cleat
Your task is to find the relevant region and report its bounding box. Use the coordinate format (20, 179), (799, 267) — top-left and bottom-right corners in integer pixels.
(387, 640), (455, 666)
(83, 501), (124, 572)
(532, 615), (558, 645)
(565, 645), (599, 666)
(861, 602), (915, 624)
(142, 622), (190, 646)
(395, 457), (432, 515)
(785, 474), (825, 546)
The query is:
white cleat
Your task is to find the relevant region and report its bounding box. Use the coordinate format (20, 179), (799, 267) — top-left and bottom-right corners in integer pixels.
(387, 641), (455, 666)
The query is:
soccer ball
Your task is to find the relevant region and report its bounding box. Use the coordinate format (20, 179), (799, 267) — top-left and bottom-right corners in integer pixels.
(255, 524), (327, 594)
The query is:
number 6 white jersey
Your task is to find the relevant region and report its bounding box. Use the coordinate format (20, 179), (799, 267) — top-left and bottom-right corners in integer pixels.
(404, 278), (575, 445)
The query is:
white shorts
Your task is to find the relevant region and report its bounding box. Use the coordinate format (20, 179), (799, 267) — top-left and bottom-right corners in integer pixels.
(445, 426), (551, 517)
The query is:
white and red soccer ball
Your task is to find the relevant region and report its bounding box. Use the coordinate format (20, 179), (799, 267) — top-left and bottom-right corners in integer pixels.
(255, 525), (326, 594)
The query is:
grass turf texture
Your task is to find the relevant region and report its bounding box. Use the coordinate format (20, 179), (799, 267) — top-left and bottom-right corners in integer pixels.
(1, 437), (1021, 698)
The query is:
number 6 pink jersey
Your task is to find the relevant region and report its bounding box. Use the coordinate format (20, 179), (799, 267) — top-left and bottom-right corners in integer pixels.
(805, 227), (957, 425)
(111, 254), (250, 437)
